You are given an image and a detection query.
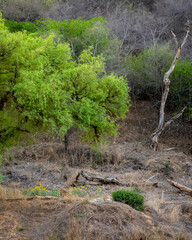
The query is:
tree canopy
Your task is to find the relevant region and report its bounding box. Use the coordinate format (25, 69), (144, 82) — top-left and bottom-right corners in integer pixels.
(0, 14), (130, 152)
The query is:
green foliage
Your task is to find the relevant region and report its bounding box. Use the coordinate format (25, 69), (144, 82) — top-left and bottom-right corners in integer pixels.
(170, 60), (192, 115)
(0, 14), (130, 152)
(38, 17), (121, 61)
(126, 42), (192, 117)
(126, 43), (174, 99)
(5, 20), (38, 33)
(4, 17), (121, 70)
(112, 188), (145, 211)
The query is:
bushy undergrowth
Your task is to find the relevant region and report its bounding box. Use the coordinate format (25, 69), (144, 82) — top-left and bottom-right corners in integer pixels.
(112, 188), (144, 212)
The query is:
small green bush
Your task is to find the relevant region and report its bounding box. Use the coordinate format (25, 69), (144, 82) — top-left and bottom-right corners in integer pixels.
(125, 43), (174, 99)
(112, 188), (144, 212)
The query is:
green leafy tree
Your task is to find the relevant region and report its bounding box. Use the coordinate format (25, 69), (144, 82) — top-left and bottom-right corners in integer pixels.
(0, 14), (130, 153)
(38, 17), (121, 62)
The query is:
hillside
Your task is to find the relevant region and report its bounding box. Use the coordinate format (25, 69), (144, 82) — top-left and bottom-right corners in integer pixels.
(0, 1), (192, 239)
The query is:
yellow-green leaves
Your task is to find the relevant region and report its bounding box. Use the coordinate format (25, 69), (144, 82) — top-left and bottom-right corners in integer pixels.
(0, 14), (130, 150)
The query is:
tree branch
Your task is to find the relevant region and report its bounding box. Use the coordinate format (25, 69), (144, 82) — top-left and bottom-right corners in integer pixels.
(151, 21), (190, 150)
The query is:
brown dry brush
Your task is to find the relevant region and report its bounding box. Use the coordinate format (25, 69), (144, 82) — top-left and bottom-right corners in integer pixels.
(44, 201), (173, 240)
(1, 195), (190, 240)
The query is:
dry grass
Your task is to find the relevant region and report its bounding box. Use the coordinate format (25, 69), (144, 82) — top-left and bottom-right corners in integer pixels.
(122, 171), (147, 188)
(0, 197), (174, 240)
(174, 232), (191, 240)
(163, 204), (181, 224)
(64, 219), (85, 240)
(0, 185), (23, 199)
(146, 192), (182, 224)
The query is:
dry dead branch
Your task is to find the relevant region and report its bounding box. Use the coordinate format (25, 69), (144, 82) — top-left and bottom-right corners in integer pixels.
(74, 171), (130, 187)
(167, 179), (192, 195)
(151, 21), (190, 150)
(164, 147), (176, 151)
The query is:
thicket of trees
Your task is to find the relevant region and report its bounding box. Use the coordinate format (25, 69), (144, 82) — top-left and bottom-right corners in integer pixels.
(0, 14), (130, 153)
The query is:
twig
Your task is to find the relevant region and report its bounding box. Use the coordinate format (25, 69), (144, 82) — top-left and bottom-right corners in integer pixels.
(147, 174), (158, 181)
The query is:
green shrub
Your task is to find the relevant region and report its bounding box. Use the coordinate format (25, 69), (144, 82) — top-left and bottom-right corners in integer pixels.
(112, 188), (144, 211)
(126, 43), (174, 99)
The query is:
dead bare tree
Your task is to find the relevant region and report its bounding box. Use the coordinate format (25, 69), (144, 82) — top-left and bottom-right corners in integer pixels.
(151, 21), (190, 151)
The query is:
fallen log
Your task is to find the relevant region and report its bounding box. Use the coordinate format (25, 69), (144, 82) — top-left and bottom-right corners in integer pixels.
(80, 171), (129, 187)
(167, 179), (192, 195)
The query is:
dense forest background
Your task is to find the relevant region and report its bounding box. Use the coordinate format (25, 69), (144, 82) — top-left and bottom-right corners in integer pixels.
(1, 0), (191, 100)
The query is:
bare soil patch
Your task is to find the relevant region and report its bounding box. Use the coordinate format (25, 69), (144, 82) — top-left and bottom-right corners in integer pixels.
(0, 101), (192, 240)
